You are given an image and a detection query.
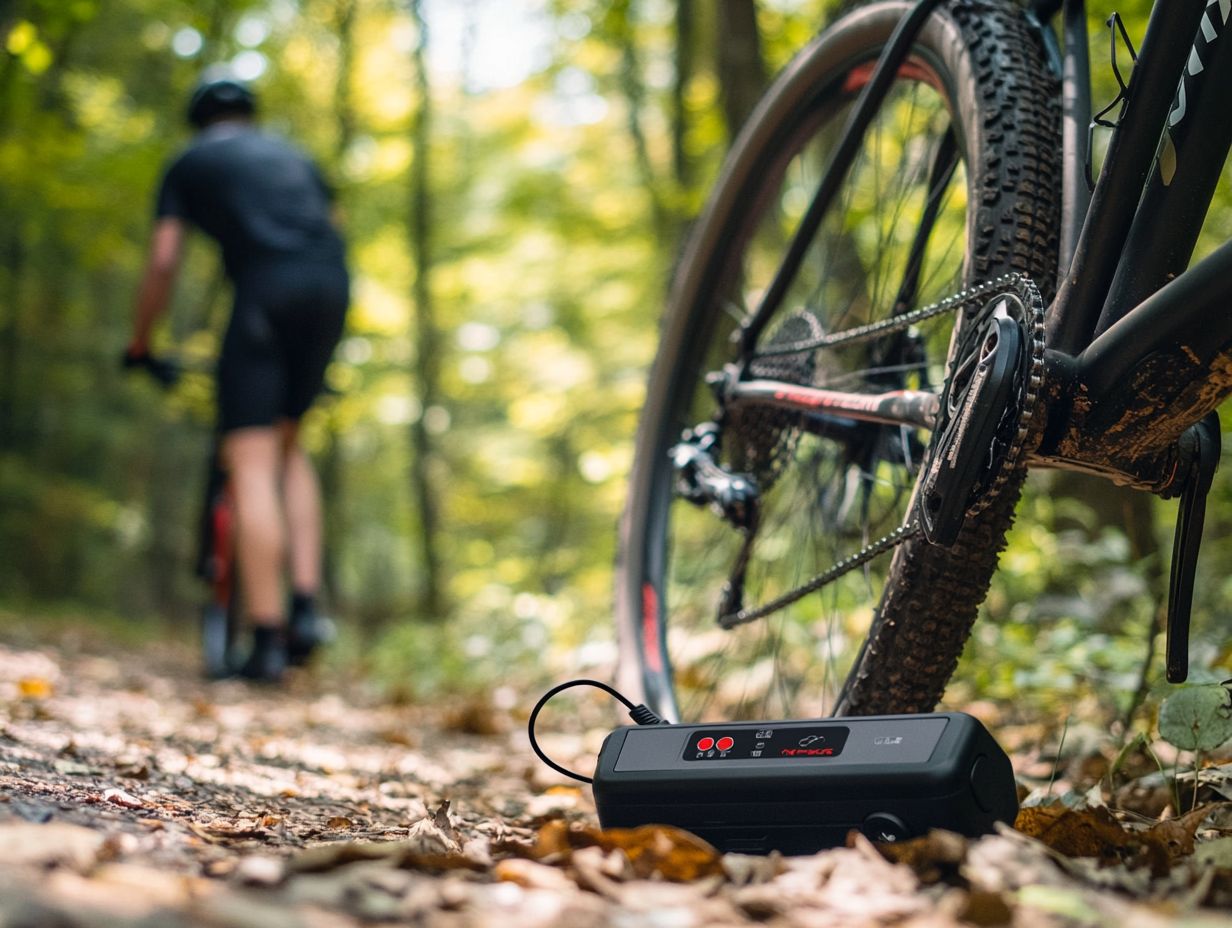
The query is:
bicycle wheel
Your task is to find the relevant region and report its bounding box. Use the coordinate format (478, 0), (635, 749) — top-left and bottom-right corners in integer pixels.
(616, 0), (1059, 722)
(199, 459), (242, 679)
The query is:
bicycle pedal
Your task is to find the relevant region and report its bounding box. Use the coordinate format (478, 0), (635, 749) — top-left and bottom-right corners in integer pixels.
(1166, 413), (1221, 684)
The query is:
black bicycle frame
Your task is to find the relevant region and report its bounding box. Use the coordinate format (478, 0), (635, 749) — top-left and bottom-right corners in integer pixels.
(732, 0), (1232, 495)
(1038, 0), (1232, 488)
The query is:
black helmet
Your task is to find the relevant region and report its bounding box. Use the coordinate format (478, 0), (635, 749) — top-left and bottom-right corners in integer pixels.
(187, 73), (256, 127)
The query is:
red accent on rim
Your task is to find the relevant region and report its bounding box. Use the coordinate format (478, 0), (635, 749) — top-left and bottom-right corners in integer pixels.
(842, 58), (944, 95)
(211, 490), (235, 602)
(641, 582), (664, 674)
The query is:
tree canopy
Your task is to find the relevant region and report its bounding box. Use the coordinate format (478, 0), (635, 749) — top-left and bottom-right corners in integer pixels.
(3, 0), (1232, 713)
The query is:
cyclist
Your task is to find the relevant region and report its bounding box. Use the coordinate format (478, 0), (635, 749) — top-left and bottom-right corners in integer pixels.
(125, 69), (348, 682)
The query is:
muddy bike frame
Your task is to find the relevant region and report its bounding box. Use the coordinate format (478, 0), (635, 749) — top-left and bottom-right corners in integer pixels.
(724, 0), (1232, 681)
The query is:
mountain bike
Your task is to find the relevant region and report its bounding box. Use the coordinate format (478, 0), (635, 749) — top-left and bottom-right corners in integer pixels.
(197, 437), (242, 678)
(125, 352), (335, 678)
(124, 352), (242, 677)
(616, 0), (1232, 723)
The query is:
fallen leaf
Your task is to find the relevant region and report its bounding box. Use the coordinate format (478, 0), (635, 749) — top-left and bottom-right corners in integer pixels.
(53, 759), (93, 776)
(113, 758), (150, 780)
(721, 851), (785, 886)
(529, 820), (722, 882)
(327, 816), (353, 830)
(568, 845), (633, 898)
(190, 819), (267, 842)
(1017, 804), (1133, 857)
(0, 822), (104, 870)
(18, 677), (53, 699)
(444, 699), (509, 735)
(432, 799), (459, 832)
(958, 888), (1014, 926)
(494, 857), (576, 891)
(528, 819), (602, 860)
(1145, 803), (1227, 858)
(872, 829), (969, 883)
(1194, 836), (1232, 867)
(287, 841), (403, 873)
(407, 808), (461, 856)
(236, 855), (285, 886)
(1016, 884), (1099, 922)
(378, 729), (416, 746)
(1015, 805), (1170, 876)
(102, 788), (144, 809)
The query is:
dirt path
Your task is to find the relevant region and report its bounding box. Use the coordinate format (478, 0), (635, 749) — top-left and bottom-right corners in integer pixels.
(2, 628), (1231, 927)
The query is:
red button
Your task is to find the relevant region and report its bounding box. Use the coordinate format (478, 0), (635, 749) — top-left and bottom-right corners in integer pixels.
(716, 736), (735, 752)
(696, 737), (715, 751)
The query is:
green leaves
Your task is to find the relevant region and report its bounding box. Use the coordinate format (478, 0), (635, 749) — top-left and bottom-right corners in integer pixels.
(1158, 683), (1232, 752)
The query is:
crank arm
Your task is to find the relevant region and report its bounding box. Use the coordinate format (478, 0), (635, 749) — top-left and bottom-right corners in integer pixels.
(726, 380), (939, 431)
(1166, 413), (1221, 684)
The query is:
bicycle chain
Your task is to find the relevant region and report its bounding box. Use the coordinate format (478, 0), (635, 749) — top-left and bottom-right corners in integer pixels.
(716, 273), (1045, 630)
(718, 521), (923, 629)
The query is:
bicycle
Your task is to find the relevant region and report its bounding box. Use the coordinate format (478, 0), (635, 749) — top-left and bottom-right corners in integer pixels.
(616, 0), (1232, 724)
(123, 352), (242, 677)
(124, 351), (334, 679)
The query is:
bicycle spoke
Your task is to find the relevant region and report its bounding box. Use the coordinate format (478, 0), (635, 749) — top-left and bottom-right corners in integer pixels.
(624, 0), (1057, 722)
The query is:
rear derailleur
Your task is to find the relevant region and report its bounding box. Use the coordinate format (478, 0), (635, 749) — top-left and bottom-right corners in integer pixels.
(670, 422), (760, 532)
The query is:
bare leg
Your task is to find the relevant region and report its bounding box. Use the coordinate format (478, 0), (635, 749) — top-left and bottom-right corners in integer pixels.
(223, 427), (285, 626)
(279, 419), (322, 597)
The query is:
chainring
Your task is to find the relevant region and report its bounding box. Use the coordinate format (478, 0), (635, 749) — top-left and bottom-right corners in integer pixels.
(917, 276), (1046, 544)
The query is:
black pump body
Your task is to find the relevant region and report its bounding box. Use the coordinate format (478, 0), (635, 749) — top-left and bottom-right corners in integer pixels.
(593, 712), (1017, 854)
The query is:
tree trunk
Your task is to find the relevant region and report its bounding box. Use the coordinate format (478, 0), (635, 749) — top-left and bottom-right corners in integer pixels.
(0, 224), (24, 452)
(715, 0), (766, 142)
(611, 0), (672, 240)
(319, 0), (358, 618)
(310, 0), (359, 618)
(671, 0), (696, 191)
(407, 0), (447, 620)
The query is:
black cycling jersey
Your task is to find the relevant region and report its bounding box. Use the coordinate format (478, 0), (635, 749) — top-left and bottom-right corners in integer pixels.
(155, 123), (345, 280)
(154, 121), (349, 431)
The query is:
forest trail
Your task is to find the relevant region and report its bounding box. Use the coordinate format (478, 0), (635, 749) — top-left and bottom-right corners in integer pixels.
(2, 626), (1232, 928)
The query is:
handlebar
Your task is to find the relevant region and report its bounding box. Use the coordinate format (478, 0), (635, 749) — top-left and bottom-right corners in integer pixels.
(121, 349), (183, 388)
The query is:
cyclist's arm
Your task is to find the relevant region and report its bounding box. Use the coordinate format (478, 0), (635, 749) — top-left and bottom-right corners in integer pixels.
(127, 217), (187, 357)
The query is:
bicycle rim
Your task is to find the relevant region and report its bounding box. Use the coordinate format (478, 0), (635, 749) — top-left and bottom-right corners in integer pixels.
(618, 2), (1059, 723)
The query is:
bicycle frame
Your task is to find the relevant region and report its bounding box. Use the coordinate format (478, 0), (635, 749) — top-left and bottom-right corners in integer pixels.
(1037, 0), (1232, 491)
(736, 0), (1232, 496)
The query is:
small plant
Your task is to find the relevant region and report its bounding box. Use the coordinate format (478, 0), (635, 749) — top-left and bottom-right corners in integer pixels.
(1156, 680), (1232, 812)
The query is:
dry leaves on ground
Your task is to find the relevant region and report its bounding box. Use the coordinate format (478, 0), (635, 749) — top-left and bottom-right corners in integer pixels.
(3, 632), (1232, 927)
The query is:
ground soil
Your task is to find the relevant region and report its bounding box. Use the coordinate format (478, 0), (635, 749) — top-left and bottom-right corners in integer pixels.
(2, 625), (1232, 927)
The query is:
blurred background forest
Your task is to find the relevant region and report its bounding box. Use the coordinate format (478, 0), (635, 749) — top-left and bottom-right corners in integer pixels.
(2, 0), (1230, 719)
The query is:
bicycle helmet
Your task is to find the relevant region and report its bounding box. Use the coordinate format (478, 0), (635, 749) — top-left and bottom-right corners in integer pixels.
(187, 72), (256, 127)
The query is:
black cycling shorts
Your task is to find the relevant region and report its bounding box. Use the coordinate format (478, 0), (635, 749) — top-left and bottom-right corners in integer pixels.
(217, 261), (349, 432)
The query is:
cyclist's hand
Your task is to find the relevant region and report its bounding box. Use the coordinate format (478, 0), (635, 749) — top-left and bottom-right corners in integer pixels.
(122, 348), (183, 388)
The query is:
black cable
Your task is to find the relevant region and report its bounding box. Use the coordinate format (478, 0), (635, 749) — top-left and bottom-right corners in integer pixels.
(527, 678), (664, 784)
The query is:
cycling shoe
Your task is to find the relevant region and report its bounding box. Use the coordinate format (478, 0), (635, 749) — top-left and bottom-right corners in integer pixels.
(236, 628), (287, 683)
(288, 611), (335, 666)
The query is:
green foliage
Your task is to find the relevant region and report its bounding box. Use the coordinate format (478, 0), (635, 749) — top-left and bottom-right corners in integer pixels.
(1158, 683), (1232, 753)
(3, 0), (1231, 714)
(0, 0), (842, 687)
